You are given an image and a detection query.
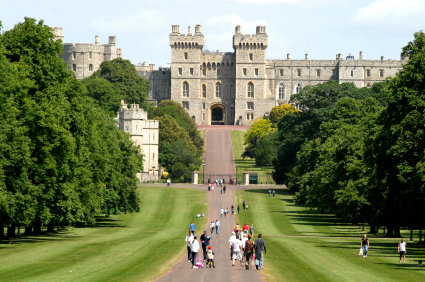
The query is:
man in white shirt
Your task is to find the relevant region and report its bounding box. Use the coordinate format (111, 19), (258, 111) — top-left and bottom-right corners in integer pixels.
(231, 234), (243, 266)
(229, 231), (236, 260)
(398, 238), (407, 263)
(185, 231), (194, 263)
(190, 235), (200, 268)
(215, 219), (220, 234)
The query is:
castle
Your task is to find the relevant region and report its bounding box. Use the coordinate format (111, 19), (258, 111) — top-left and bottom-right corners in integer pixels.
(139, 25), (406, 125)
(118, 101), (160, 182)
(52, 27), (122, 80)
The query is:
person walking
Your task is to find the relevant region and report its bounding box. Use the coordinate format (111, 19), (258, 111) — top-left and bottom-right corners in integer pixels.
(189, 222), (195, 234)
(398, 238), (407, 263)
(243, 200), (246, 210)
(231, 234), (244, 266)
(229, 231), (236, 260)
(245, 234), (254, 270)
(206, 246), (216, 268)
(223, 185), (226, 194)
(250, 224), (254, 236)
(243, 223), (249, 235)
(221, 186), (223, 194)
(254, 234), (267, 271)
(231, 205), (234, 215)
(237, 204), (240, 214)
(215, 219), (220, 234)
(200, 230), (212, 261)
(273, 190), (275, 197)
(210, 221), (215, 234)
(190, 235), (200, 268)
(220, 208), (224, 217)
(268, 190), (271, 197)
(185, 230), (194, 262)
(167, 178), (171, 187)
(361, 234), (369, 258)
(225, 208), (228, 217)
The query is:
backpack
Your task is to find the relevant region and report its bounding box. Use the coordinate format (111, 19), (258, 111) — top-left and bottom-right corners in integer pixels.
(245, 240), (254, 251)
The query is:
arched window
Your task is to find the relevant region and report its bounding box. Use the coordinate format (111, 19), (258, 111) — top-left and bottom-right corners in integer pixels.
(89, 64), (93, 71)
(183, 82), (189, 97)
(230, 84), (235, 99)
(161, 84), (167, 98)
(72, 64), (76, 71)
(247, 82), (254, 98)
(278, 84), (285, 100)
(202, 84), (206, 98)
(296, 83), (302, 94)
(215, 83), (221, 98)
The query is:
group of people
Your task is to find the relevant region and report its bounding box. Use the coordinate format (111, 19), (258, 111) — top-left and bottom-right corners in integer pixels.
(361, 234), (408, 263)
(186, 224), (216, 269)
(229, 231), (266, 271)
(268, 190), (275, 197)
(210, 219), (220, 234)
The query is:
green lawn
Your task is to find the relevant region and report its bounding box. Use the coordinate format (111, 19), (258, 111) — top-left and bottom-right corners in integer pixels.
(235, 189), (425, 282)
(0, 186), (207, 282)
(231, 130), (275, 184)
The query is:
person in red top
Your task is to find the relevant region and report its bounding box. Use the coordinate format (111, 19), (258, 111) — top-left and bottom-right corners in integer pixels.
(243, 223), (249, 235)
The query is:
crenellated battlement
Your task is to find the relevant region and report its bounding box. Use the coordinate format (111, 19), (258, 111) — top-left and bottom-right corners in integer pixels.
(233, 25), (268, 50)
(170, 24), (204, 49)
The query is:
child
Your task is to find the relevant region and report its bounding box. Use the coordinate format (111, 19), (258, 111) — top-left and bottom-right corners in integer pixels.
(207, 245), (215, 268)
(418, 260), (423, 267)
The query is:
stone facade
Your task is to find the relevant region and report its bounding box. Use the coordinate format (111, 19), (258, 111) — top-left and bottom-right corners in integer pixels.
(52, 27), (122, 80)
(118, 101), (159, 182)
(143, 25), (407, 125)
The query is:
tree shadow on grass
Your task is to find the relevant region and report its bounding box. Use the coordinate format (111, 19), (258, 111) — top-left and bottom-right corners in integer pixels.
(0, 216), (126, 245)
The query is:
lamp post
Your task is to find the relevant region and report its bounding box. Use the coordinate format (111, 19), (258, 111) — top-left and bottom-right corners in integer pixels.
(235, 163), (238, 185)
(203, 163), (205, 184)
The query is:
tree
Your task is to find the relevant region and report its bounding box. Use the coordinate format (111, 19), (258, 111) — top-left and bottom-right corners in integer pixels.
(269, 104), (299, 127)
(252, 131), (280, 166)
(243, 117), (275, 145)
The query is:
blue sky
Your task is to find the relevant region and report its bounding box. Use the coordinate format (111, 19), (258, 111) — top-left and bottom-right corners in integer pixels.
(1, 0), (425, 67)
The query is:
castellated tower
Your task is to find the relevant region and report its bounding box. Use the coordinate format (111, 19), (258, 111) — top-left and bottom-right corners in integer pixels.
(118, 101), (159, 182)
(54, 28), (123, 80)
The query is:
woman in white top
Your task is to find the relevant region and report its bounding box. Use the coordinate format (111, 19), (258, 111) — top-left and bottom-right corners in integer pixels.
(190, 235), (200, 268)
(210, 221), (215, 234)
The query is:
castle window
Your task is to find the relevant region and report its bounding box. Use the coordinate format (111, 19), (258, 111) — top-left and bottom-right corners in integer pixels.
(183, 82), (189, 97)
(161, 84), (167, 98)
(184, 52), (188, 60)
(89, 64), (93, 72)
(247, 82), (254, 98)
(203, 113), (205, 121)
(255, 68), (258, 76)
(247, 114), (250, 120)
(251, 114), (254, 120)
(182, 102), (189, 109)
(332, 69), (336, 77)
(89, 52), (92, 59)
(278, 84), (285, 100)
(203, 68), (206, 76)
(215, 83), (222, 98)
(190, 68), (193, 76)
(379, 70), (384, 77)
(351, 70), (354, 77)
(73, 52), (76, 60)
(366, 70), (371, 77)
(72, 64), (76, 71)
(249, 53), (253, 61)
(179, 68), (182, 76)
(297, 69), (301, 76)
(316, 70), (320, 77)
(203, 102), (205, 110)
(217, 69), (220, 76)
(231, 69), (235, 77)
(296, 83), (302, 93)
(202, 84), (206, 98)
(279, 69), (283, 76)
(230, 84), (235, 99)
(243, 68), (247, 76)
(247, 102), (254, 110)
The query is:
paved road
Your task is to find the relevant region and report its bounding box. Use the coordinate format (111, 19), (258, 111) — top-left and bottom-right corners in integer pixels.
(156, 128), (264, 282)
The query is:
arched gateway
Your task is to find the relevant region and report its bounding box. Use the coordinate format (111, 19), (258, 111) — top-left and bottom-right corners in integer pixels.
(210, 103), (226, 125)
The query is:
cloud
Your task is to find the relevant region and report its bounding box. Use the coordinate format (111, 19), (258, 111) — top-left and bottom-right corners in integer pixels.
(352, 0), (425, 24)
(89, 10), (166, 33)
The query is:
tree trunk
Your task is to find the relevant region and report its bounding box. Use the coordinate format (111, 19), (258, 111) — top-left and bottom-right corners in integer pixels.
(0, 221), (4, 240)
(369, 222), (377, 234)
(24, 226), (33, 236)
(394, 226), (401, 238)
(386, 224), (393, 237)
(33, 222), (42, 235)
(6, 225), (16, 238)
(384, 225), (386, 235)
(362, 223), (364, 231)
(47, 222), (55, 233)
(410, 229), (413, 241)
(420, 229), (422, 242)
(17, 225), (20, 237)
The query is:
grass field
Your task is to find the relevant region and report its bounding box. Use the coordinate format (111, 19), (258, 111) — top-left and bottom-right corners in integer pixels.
(0, 186), (207, 282)
(231, 130), (275, 184)
(235, 188), (425, 282)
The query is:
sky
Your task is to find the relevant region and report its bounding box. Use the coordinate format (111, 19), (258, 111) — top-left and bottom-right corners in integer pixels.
(1, 0), (425, 67)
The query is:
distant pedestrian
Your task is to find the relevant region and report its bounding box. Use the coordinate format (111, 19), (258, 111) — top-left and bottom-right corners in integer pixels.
(361, 234), (369, 258)
(207, 246), (216, 268)
(190, 235), (200, 268)
(231, 234), (244, 266)
(210, 221), (215, 234)
(186, 230), (194, 262)
(398, 238), (407, 263)
(254, 234), (267, 271)
(225, 208), (228, 217)
(167, 178), (171, 187)
(200, 230), (212, 260)
(250, 224), (254, 235)
(237, 204), (240, 214)
(268, 190), (271, 197)
(223, 185), (226, 194)
(220, 208), (224, 217)
(231, 205), (234, 215)
(189, 222), (195, 234)
(215, 219), (220, 234)
(221, 186), (223, 194)
(243, 223), (249, 235)
(243, 200), (246, 210)
(273, 190), (275, 197)
(245, 234), (254, 270)
(229, 231), (236, 260)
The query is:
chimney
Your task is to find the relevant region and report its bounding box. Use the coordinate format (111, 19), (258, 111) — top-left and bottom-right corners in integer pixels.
(188, 26), (192, 35)
(235, 25), (241, 34)
(108, 36), (116, 45)
(359, 51), (363, 60)
(305, 54), (309, 60)
(95, 35), (99, 44)
(172, 25), (180, 34)
(287, 53), (290, 60)
(195, 24), (202, 34)
(381, 56), (384, 61)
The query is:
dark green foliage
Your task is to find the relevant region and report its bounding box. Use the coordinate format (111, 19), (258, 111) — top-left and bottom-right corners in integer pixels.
(252, 132), (280, 166)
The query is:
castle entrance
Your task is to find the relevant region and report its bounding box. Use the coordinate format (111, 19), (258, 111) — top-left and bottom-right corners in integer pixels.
(210, 104), (226, 125)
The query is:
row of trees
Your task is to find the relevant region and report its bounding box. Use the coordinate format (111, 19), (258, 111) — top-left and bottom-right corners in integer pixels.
(266, 31), (425, 237)
(0, 18), (144, 238)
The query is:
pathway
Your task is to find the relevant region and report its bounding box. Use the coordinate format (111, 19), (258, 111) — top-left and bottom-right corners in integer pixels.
(156, 127), (263, 282)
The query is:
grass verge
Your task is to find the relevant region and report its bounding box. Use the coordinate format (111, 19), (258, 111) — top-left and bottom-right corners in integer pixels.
(235, 188), (425, 282)
(230, 130), (275, 184)
(0, 186), (207, 282)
